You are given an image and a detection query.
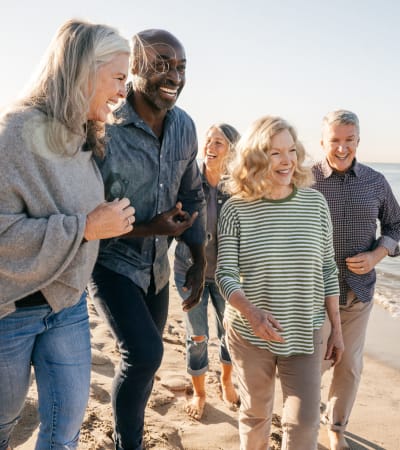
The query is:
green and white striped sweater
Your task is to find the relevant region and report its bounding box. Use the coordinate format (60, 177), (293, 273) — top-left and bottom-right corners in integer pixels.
(216, 187), (339, 356)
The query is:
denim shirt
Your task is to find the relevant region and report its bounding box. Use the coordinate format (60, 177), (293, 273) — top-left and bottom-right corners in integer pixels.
(174, 166), (230, 278)
(95, 98), (206, 293)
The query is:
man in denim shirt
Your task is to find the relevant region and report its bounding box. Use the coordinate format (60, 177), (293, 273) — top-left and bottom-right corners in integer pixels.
(88, 29), (206, 450)
(313, 110), (400, 450)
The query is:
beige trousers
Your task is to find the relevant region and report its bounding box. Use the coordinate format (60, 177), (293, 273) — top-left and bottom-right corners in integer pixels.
(323, 291), (373, 432)
(227, 326), (323, 450)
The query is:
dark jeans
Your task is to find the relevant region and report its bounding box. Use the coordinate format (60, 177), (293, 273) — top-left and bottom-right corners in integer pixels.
(88, 264), (169, 450)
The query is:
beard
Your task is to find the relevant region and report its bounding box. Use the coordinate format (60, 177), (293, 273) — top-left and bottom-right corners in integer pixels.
(133, 75), (180, 111)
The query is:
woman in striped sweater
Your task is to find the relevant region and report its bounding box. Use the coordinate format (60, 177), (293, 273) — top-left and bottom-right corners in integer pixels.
(215, 116), (344, 450)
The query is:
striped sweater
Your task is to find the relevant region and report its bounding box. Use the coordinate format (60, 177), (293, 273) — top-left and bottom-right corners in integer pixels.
(216, 187), (339, 356)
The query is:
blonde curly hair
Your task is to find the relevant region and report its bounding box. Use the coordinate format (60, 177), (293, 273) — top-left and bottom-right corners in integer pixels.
(226, 115), (313, 201)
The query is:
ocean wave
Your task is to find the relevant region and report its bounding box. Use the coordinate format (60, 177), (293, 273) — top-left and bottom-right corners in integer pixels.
(374, 290), (400, 318)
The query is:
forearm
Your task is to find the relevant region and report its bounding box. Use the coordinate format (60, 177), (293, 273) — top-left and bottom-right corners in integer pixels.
(122, 221), (155, 238)
(228, 289), (256, 319)
(371, 245), (389, 264)
(187, 242), (206, 267)
(325, 295), (341, 331)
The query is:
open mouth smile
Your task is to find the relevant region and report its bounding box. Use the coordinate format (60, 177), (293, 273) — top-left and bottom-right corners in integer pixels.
(159, 87), (178, 97)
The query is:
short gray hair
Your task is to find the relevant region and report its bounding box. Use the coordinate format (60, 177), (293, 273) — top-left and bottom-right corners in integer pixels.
(322, 109), (360, 134)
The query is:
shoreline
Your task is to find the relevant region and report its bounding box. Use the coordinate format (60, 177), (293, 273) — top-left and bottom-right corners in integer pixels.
(365, 301), (400, 371)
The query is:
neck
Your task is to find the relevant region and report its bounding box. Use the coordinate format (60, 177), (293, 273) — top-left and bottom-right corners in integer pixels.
(204, 164), (223, 187)
(128, 91), (167, 137)
(266, 185), (294, 200)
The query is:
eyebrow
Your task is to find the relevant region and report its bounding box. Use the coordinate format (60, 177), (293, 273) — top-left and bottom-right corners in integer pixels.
(157, 54), (186, 63)
(270, 145), (296, 150)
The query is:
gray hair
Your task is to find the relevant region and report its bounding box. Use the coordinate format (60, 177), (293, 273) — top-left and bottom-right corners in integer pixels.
(322, 109), (360, 134)
(20, 19), (130, 157)
(214, 123), (241, 148)
(206, 123), (240, 177)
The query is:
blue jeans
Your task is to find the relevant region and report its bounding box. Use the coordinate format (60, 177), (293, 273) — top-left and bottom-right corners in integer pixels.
(174, 273), (231, 376)
(0, 293), (91, 450)
(88, 264), (169, 450)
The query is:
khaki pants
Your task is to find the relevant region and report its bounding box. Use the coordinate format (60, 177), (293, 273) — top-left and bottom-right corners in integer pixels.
(323, 291), (373, 432)
(227, 326), (323, 450)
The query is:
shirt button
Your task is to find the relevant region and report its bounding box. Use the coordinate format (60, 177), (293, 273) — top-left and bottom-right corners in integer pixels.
(155, 238), (159, 242)
(159, 183), (163, 188)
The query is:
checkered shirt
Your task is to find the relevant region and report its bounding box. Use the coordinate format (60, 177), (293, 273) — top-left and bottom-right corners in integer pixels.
(313, 159), (400, 305)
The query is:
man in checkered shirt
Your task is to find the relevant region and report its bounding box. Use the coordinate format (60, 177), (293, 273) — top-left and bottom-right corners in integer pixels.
(312, 110), (400, 450)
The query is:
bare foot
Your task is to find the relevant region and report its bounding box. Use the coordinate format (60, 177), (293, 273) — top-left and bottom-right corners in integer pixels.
(328, 430), (350, 450)
(185, 394), (206, 420)
(221, 380), (240, 405)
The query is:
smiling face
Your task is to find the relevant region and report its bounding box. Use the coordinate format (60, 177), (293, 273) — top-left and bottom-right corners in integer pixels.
(267, 128), (298, 198)
(133, 37), (186, 112)
(321, 122), (359, 173)
(203, 127), (230, 171)
(87, 52), (129, 122)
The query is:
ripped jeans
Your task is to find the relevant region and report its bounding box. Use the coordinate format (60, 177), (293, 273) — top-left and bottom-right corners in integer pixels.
(174, 273), (231, 376)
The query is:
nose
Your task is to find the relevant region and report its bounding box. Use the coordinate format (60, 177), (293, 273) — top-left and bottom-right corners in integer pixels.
(167, 67), (182, 85)
(117, 82), (126, 98)
(280, 152), (290, 164)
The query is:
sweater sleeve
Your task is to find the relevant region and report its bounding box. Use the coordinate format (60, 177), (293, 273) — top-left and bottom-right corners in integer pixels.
(321, 198), (340, 297)
(215, 200), (242, 301)
(0, 111), (88, 305)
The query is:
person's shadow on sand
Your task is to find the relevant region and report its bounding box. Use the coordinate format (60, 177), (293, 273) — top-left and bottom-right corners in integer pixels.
(343, 431), (386, 450)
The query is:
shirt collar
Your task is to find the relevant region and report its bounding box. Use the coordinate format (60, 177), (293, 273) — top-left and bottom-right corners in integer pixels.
(321, 158), (361, 178)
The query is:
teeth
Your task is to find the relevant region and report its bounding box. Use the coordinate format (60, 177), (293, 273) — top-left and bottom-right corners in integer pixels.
(160, 87), (177, 95)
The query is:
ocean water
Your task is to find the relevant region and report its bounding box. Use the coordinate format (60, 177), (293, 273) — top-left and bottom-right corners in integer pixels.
(368, 163), (400, 318)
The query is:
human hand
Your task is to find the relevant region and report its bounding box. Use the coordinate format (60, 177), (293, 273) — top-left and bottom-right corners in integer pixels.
(181, 261), (206, 312)
(346, 249), (386, 275)
(150, 202), (198, 237)
(246, 306), (285, 343)
(84, 198), (135, 241)
(325, 327), (344, 367)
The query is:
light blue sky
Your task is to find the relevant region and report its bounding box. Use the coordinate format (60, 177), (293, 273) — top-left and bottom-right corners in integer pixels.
(1, 0), (399, 162)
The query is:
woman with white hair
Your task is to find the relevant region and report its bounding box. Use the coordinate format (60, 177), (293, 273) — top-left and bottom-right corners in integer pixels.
(174, 123), (240, 420)
(0, 19), (134, 449)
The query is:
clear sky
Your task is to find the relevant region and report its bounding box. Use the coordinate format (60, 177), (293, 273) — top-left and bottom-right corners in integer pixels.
(1, 0), (399, 162)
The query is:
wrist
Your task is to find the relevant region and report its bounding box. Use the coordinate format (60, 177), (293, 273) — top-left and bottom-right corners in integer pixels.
(84, 215), (95, 241)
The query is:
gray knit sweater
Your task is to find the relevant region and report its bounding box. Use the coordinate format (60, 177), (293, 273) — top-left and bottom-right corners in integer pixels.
(0, 107), (104, 318)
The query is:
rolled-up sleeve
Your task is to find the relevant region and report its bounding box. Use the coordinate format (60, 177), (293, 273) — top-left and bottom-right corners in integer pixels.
(178, 125), (206, 247)
(377, 177), (400, 256)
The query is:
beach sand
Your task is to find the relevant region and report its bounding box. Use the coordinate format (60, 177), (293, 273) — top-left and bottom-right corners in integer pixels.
(11, 277), (400, 450)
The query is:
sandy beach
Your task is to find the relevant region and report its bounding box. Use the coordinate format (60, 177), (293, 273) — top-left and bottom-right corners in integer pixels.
(10, 271), (400, 450)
